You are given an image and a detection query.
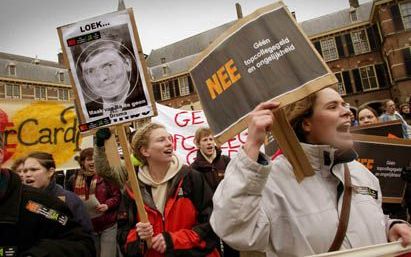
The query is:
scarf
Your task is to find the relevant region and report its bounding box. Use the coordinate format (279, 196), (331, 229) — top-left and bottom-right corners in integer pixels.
(0, 169), (10, 202)
(74, 169), (97, 201)
(200, 149), (217, 164)
(138, 155), (182, 215)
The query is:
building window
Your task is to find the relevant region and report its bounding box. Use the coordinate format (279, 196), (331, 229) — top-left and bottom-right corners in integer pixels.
(161, 57), (166, 64)
(8, 64), (16, 76)
(359, 65), (379, 91)
(400, 2), (411, 30)
(58, 88), (68, 101)
(6, 84), (20, 99)
(34, 86), (47, 100)
(162, 66), (168, 76)
(58, 71), (65, 82)
(160, 82), (171, 100)
(178, 76), (190, 96)
(350, 10), (357, 22)
(335, 72), (346, 96)
(320, 38), (339, 62)
(351, 30), (370, 55)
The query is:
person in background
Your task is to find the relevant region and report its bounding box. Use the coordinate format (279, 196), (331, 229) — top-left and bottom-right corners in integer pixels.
(11, 156), (25, 181)
(23, 151), (93, 233)
(94, 123), (220, 257)
(400, 103), (411, 122)
(68, 147), (121, 257)
(211, 88), (411, 256)
(190, 127), (238, 257)
(349, 109), (359, 127)
(358, 106), (379, 126)
(0, 138), (95, 257)
(379, 99), (410, 138)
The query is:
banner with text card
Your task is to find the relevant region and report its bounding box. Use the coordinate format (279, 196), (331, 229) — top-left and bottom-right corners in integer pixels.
(189, 1), (338, 145)
(57, 9), (156, 133)
(352, 120), (404, 139)
(152, 103), (248, 164)
(353, 134), (411, 203)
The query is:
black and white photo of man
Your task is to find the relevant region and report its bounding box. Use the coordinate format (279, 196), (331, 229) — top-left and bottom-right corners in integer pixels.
(73, 24), (147, 118)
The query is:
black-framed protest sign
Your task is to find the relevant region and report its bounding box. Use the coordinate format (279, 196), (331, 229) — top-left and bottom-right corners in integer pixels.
(189, 1), (337, 181)
(351, 120), (404, 139)
(57, 9), (156, 133)
(57, 9), (155, 245)
(189, 1), (337, 144)
(353, 134), (411, 203)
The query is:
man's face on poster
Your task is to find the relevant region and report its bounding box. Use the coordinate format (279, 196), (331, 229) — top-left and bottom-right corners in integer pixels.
(81, 49), (131, 100)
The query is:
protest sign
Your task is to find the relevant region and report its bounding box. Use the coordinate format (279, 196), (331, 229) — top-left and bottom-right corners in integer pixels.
(0, 100), (92, 170)
(58, 8), (156, 242)
(352, 120), (404, 139)
(189, 1), (337, 181)
(307, 241), (411, 257)
(353, 134), (411, 203)
(58, 9), (155, 133)
(189, 1), (337, 143)
(152, 103), (248, 164)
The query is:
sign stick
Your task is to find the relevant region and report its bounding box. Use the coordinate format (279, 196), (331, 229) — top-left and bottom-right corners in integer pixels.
(104, 128), (122, 168)
(116, 124), (152, 247)
(271, 108), (314, 182)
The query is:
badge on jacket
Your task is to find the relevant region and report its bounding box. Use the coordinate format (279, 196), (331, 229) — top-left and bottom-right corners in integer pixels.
(0, 246), (17, 257)
(25, 201), (68, 226)
(353, 186), (378, 199)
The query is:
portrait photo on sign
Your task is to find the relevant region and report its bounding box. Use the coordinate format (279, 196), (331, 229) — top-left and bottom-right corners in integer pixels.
(70, 24), (148, 119)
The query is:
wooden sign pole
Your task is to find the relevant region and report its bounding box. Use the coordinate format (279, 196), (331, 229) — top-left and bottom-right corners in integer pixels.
(271, 108), (314, 182)
(116, 124), (152, 247)
(103, 128), (122, 168)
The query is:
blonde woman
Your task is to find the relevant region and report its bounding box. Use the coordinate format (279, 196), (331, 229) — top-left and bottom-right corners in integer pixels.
(94, 123), (220, 257)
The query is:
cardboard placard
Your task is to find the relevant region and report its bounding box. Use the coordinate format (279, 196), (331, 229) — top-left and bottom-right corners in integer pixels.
(352, 120), (404, 139)
(307, 241), (411, 257)
(189, 1), (337, 144)
(57, 9), (156, 133)
(353, 134), (411, 203)
(0, 100), (92, 170)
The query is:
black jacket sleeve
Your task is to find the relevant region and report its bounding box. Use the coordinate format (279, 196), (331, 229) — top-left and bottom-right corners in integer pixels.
(19, 187), (95, 257)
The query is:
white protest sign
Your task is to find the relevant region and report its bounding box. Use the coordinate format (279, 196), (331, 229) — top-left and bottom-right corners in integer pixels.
(307, 241), (411, 257)
(152, 104), (248, 164)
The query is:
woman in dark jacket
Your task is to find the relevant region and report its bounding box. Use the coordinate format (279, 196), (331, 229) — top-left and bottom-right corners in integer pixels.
(68, 147), (121, 257)
(0, 168), (95, 257)
(22, 151), (93, 233)
(190, 127), (238, 257)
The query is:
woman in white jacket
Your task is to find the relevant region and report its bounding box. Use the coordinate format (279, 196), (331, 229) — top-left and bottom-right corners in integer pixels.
(210, 88), (411, 257)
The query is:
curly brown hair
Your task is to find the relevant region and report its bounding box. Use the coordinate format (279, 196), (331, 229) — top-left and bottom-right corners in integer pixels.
(284, 93), (318, 142)
(131, 123), (165, 165)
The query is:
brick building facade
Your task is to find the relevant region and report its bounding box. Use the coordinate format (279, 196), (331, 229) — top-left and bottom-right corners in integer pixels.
(0, 52), (72, 102)
(147, 0), (411, 114)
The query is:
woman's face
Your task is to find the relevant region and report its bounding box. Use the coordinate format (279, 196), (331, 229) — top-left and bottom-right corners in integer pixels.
(358, 109), (379, 126)
(304, 88), (353, 149)
(15, 163), (25, 181)
(83, 156), (95, 173)
(23, 157), (53, 189)
(141, 128), (174, 164)
(198, 135), (216, 157)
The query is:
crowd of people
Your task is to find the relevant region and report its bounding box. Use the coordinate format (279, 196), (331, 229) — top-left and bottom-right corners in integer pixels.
(350, 99), (411, 138)
(1, 89), (411, 257)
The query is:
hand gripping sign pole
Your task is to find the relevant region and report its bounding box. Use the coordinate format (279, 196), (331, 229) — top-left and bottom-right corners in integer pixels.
(58, 8), (156, 247)
(116, 124), (152, 247)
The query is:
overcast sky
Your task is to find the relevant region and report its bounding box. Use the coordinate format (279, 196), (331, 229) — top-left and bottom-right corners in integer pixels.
(0, 0), (370, 62)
